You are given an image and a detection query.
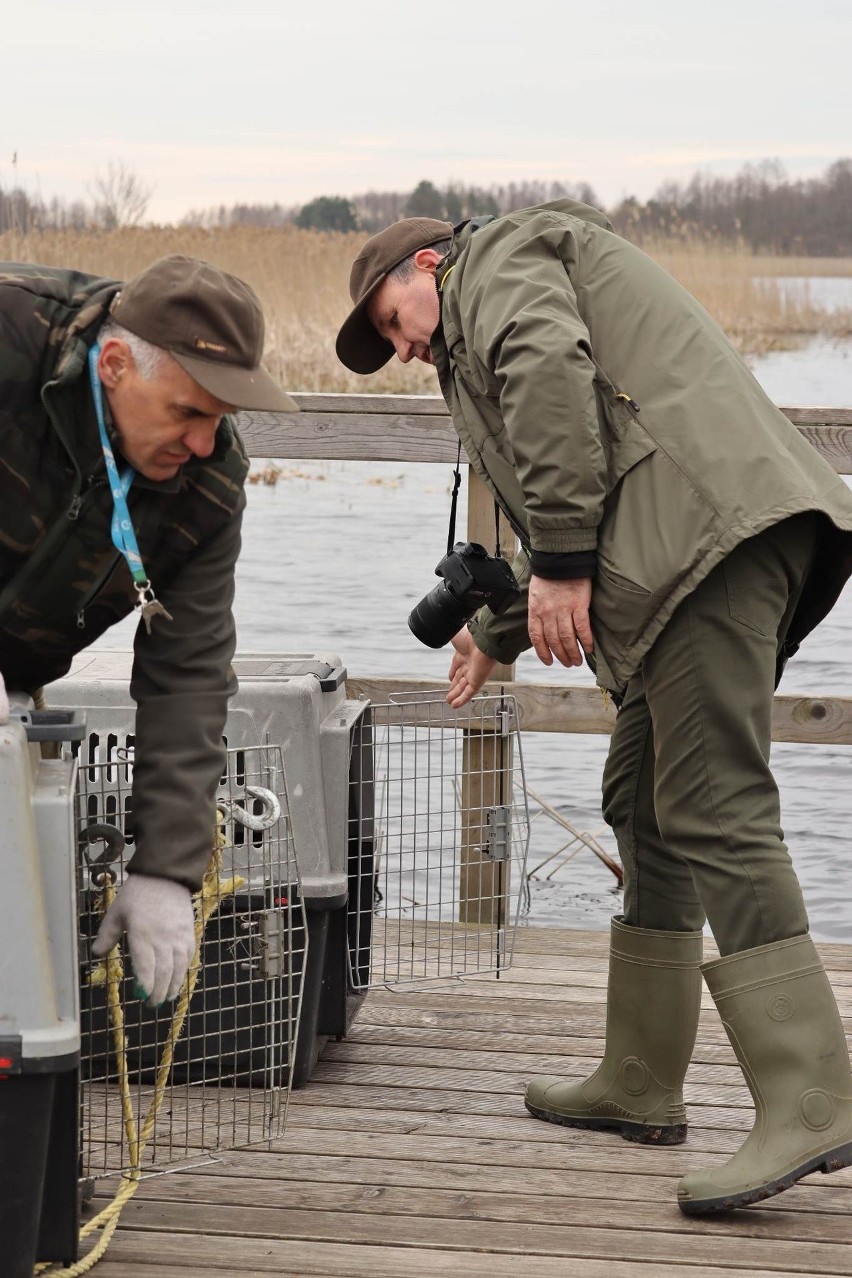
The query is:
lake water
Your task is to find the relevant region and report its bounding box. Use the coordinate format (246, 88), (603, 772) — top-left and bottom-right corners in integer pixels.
(97, 318), (852, 944)
(757, 275), (852, 313)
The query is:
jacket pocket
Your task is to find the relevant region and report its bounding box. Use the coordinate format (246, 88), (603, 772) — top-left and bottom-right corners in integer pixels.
(592, 561), (661, 660)
(599, 395), (657, 493)
(600, 442), (716, 581)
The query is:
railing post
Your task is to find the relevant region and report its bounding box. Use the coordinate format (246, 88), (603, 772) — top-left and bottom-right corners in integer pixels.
(460, 471), (518, 926)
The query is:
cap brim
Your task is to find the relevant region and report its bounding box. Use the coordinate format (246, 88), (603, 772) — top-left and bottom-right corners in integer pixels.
(173, 351), (299, 412)
(335, 283), (395, 375)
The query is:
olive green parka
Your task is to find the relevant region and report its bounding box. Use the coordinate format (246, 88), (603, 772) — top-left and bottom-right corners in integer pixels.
(431, 201), (852, 693)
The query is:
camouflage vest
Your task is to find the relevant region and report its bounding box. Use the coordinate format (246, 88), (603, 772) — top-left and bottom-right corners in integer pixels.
(0, 264), (249, 691)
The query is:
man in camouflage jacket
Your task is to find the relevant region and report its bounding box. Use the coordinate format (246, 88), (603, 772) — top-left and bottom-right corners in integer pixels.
(0, 254), (296, 1005)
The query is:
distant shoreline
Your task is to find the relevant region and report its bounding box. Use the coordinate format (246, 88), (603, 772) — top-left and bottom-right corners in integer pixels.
(2, 225), (850, 381)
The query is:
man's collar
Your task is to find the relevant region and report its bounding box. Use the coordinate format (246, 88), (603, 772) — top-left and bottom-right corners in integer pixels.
(436, 214), (496, 292)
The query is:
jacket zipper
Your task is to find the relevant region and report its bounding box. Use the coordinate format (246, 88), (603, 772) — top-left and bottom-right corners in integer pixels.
(73, 473), (128, 629)
(76, 551), (122, 630)
(0, 472), (104, 628)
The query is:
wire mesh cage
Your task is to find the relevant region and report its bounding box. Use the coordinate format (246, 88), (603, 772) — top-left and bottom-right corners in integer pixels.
(348, 692), (530, 989)
(74, 739), (306, 1180)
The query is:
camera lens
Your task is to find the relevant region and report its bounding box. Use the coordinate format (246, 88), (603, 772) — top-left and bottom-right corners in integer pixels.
(408, 581), (476, 649)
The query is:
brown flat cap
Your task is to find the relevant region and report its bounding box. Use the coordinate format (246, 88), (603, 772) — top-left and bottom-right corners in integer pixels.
(336, 218), (453, 374)
(111, 254), (298, 412)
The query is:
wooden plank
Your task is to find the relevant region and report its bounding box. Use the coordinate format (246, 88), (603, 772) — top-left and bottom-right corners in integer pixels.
(342, 1015), (741, 1066)
(772, 694), (852, 745)
(116, 1173), (849, 1241)
(318, 1038), (757, 1089)
(92, 1198), (852, 1273)
(95, 1234), (846, 1278)
(183, 1136), (850, 1195)
(359, 988), (852, 1037)
(347, 1005), (844, 1062)
(292, 1076), (773, 1134)
(148, 1146), (742, 1198)
(363, 920), (849, 965)
(246, 392), (448, 417)
(466, 963), (852, 992)
(238, 397), (852, 473)
(239, 410), (462, 463)
(282, 1100), (746, 1156)
(505, 948), (852, 975)
(347, 675), (852, 744)
(503, 928), (851, 965)
(304, 1057), (755, 1112)
(111, 1160), (848, 1216)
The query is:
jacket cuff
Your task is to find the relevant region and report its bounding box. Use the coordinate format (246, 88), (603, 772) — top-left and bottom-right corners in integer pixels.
(467, 617), (530, 665)
(528, 525), (599, 553)
(530, 549), (597, 579)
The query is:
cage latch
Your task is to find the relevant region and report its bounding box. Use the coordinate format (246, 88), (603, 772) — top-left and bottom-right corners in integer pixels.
(485, 806), (511, 861)
(261, 910), (285, 978)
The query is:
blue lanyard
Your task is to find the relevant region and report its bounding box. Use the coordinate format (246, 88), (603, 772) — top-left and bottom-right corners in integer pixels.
(88, 344), (172, 631)
(88, 343), (147, 585)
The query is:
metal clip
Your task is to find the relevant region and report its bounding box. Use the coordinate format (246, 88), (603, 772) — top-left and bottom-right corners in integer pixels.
(80, 822), (126, 887)
(219, 785), (281, 831)
(485, 806), (511, 861)
(135, 581), (173, 635)
(616, 391), (640, 413)
(261, 910), (285, 978)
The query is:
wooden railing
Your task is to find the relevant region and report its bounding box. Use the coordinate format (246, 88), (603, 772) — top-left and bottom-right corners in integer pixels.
(238, 394), (852, 748)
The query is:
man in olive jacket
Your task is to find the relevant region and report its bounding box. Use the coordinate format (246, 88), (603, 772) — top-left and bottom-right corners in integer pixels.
(336, 203), (852, 1215)
(0, 255), (296, 1007)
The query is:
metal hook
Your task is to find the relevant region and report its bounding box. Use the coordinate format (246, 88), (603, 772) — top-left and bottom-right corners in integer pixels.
(219, 785), (281, 831)
(80, 822), (126, 887)
(81, 822), (126, 866)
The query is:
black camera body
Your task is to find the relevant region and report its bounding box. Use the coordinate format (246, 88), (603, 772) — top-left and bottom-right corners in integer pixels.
(408, 541), (521, 649)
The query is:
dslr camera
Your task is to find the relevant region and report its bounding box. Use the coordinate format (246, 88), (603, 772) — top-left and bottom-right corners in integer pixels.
(408, 541), (521, 649)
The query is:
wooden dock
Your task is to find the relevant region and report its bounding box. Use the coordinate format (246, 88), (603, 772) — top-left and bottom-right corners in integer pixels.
(87, 924), (852, 1278)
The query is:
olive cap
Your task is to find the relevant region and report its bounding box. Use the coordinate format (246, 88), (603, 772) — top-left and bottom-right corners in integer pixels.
(336, 218), (453, 374)
(111, 254), (298, 412)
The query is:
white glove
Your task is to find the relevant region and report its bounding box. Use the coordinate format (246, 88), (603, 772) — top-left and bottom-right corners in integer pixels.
(0, 671), (8, 724)
(92, 874), (196, 1006)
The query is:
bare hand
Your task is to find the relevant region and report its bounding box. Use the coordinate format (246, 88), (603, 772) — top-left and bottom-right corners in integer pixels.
(528, 576), (594, 668)
(447, 627), (497, 708)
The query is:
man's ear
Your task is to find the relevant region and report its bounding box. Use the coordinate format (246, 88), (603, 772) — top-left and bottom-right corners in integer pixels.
(413, 247), (443, 274)
(97, 338), (132, 390)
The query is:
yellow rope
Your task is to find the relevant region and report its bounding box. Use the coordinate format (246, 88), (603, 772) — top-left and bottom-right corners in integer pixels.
(36, 818), (244, 1275)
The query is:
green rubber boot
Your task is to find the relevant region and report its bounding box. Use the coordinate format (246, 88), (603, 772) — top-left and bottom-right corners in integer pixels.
(678, 933), (852, 1214)
(524, 917), (703, 1145)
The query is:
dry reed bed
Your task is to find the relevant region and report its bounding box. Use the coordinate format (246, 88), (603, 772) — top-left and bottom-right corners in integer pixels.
(2, 225), (850, 394)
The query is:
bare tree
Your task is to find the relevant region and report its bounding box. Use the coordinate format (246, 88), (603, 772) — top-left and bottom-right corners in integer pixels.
(89, 160), (153, 229)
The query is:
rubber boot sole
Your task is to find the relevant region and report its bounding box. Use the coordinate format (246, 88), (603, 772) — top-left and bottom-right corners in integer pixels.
(678, 1139), (852, 1214)
(524, 1097), (687, 1146)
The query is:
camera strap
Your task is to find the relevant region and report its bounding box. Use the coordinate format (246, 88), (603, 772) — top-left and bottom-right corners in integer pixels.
(446, 440), (463, 556)
(446, 439), (504, 559)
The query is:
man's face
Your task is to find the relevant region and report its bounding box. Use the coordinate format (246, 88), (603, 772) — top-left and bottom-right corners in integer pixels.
(99, 341), (235, 482)
(366, 249), (442, 365)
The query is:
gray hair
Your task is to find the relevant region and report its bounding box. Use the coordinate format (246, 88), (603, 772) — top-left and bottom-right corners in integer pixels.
(98, 317), (169, 381)
(387, 237), (452, 285)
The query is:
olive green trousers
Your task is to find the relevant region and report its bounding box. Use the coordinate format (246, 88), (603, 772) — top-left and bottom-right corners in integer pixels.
(602, 513), (820, 956)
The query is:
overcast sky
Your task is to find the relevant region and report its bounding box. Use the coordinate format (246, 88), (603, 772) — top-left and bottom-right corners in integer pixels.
(3, 0), (849, 223)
